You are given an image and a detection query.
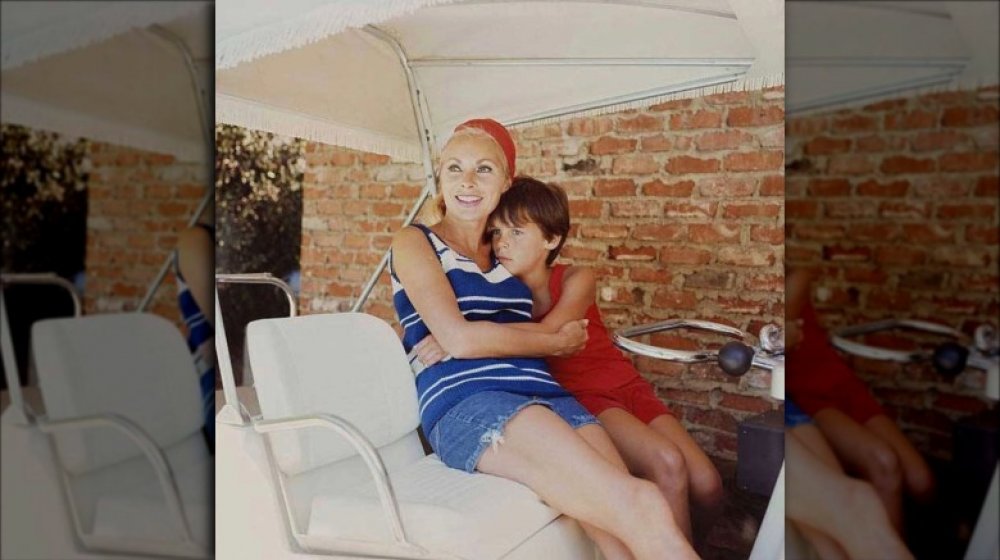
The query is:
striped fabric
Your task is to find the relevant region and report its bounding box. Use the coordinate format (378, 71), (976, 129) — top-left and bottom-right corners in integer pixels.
(175, 224), (216, 449)
(390, 224), (570, 433)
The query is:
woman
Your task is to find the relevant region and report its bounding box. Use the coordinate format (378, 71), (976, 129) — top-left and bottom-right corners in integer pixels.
(390, 118), (697, 560)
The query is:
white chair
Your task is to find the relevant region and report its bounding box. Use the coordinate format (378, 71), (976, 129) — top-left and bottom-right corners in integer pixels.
(31, 313), (212, 558)
(243, 312), (594, 559)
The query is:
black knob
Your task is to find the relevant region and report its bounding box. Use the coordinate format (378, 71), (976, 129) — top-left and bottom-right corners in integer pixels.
(718, 341), (755, 377)
(931, 342), (969, 379)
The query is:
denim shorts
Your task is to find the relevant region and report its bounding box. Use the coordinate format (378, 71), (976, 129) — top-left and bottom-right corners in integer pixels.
(785, 400), (813, 427)
(428, 391), (599, 472)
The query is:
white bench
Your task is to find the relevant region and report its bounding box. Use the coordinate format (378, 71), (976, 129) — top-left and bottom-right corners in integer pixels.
(229, 311), (594, 559)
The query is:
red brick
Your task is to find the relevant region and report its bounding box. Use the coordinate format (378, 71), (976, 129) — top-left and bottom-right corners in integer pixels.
(609, 246), (657, 261)
(665, 156), (721, 174)
(862, 98), (908, 112)
(685, 408), (738, 432)
(808, 179), (851, 197)
(823, 245), (871, 262)
(567, 117), (614, 137)
(881, 156), (935, 174)
(901, 224), (955, 244)
(632, 224), (685, 241)
(652, 289), (699, 309)
(828, 155), (875, 175)
(723, 202), (781, 219)
(694, 130), (752, 151)
(717, 247), (775, 267)
(610, 200), (662, 218)
(688, 224), (740, 244)
(911, 130), (970, 152)
(612, 155), (660, 174)
(884, 110), (937, 130)
(975, 176), (999, 197)
(590, 136), (638, 155)
(856, 179), (909, 197)
(831, 115), (878, 133)
(697, 177), (755, 197)
(663, 201), (718, 218)
(751, 225), (783, 245)
(846, 224), (899, 241)
(760, 175), (784, 196)
(649, 98), (693, 111)
(683, 270), (733, 290)
(569, 199), (604, 217)
(874, 246), (926, 266)
(630, 267), (673, 283)
(941, 106), (999, 127)
(617, 114), (664, 133)
(580, 225), (629, 239)
(966, 226), (999, 244)
(786, 200), (818, 219)
(723, 151), (783, 171)
(855, 135), (889, 152)
(641, 179), (694, 197)
(880, 201), (930, 219)
(659, 248), (712, 265)
(638, 134), (673, 152)
(361, 153), (391, 165)
(935, 204), (996, 220)
(726, 106), (784, 127)
(669, 110), (723, 130)
(792, 224), (846, 241)
(330, 152), (357, 166)
(703, 91), (751, 105)
(594, 179), (637, 197)
(938, 152), (998, 172)
(719, 393), (773, 413)
(561, 245), (603, 260)
(804, 137), (852, 155)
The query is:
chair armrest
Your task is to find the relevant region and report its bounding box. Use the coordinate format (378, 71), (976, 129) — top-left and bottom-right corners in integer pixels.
(253, 413), (411, 546)
(36, 412), (196, 546)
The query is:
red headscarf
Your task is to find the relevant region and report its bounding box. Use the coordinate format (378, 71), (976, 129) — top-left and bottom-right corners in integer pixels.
(453, 118), (516, 177)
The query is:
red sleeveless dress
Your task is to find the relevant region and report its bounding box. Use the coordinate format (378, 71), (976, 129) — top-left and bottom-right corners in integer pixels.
(539, 264), (673, 423)
(786, 301), (885, 423)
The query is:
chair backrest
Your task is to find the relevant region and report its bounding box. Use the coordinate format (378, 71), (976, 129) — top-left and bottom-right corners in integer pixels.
(246, 312), (420, 476)
(33, 313), (203, 475)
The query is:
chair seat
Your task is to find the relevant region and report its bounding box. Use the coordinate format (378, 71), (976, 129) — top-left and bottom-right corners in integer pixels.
(78, 432), (212, 549)
(305, 454), (561, 559)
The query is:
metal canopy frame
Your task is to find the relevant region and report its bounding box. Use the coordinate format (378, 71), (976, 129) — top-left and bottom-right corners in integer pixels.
(136, 24), (215, 313)
(347, 26), (751, 312)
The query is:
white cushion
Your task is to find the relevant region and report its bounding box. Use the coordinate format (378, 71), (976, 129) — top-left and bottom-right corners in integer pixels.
(83, 432), (212, 548)
(33, 313), (202, 474)
(247, 313), (419, 476)
(305, 454), (561, 560)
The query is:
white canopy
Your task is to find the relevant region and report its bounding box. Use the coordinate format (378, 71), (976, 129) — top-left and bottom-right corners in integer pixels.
(216, 0), (784, 163)
(1, 1), (212, 161)
(787, 1), (999, 115)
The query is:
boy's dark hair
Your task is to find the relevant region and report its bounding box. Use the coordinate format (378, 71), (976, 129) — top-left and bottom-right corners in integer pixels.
(490, 176), (570, 266)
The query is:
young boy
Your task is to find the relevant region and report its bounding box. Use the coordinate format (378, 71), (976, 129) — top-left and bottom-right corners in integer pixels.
(413, 176), (724, 541)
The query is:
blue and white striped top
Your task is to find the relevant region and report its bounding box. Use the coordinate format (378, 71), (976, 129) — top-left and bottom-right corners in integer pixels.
(175, 224), (215, 449)
(389, 224), (570, 433)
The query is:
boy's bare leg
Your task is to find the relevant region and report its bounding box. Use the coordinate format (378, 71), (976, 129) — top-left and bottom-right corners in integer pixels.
(649, 414), (725, 512)
(787, 425), (849, 560)
(813, 408), (905, 532)
(865, 415), (935, 501)
(476, 405), (699, 560)
(597, 408), (694, 542)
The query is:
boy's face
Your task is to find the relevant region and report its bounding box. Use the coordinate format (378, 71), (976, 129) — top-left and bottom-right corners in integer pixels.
(489, 218), (559, 277)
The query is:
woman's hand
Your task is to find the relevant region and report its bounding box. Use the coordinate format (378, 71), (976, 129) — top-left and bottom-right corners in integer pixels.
(552, 319), (589, 356)
(414, 335), (450, 367)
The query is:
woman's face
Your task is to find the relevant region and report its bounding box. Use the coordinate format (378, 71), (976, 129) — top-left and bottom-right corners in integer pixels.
(437, 133), (510, 222)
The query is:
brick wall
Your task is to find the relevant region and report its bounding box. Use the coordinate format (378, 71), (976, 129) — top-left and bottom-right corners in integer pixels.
(85, 143), (209, 325)
(786, 86), (999, 458)
(299, 86), (785, 460)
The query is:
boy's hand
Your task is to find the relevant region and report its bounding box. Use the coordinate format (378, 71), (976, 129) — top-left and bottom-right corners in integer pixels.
(414, 334), (450, 367)
(552, 319), (589, 356)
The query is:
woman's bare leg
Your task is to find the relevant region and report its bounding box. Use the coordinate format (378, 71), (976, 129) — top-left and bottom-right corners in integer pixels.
(475, 405), (698, 560)
(813, 408), (905, 532)
(786, 430), (913, 560)
(574, 424), (637, 560)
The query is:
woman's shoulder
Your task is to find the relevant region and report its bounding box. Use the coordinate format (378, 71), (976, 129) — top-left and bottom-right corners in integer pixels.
(392, 224), (432, 251)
